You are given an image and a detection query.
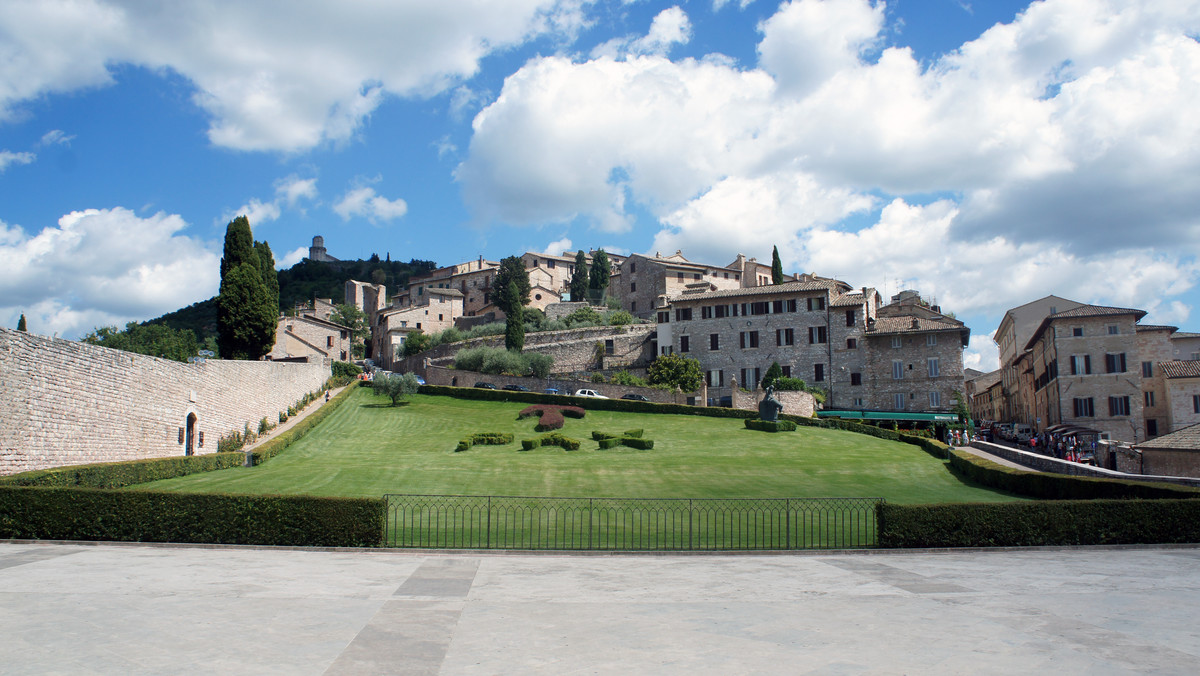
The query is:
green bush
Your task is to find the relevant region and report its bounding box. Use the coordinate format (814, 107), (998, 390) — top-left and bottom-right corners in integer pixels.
(527, 353), (554, 378)
(455, 432), (516, 452)
(592, 430), (617, 441)
(947, 449), (1200, 499)
(279, 411), (289, 423)
(522, 433), (582, 451)
(0, 487), (384, 547)
(598, 437), (621, 449)
(878, 499), (1200, 548)
(0, 452), (247, 489)
(623, 429), (643, 438)
(622, 437), (654, 450)
(521, 439), (538, 451)
(744, 419), (797, 432)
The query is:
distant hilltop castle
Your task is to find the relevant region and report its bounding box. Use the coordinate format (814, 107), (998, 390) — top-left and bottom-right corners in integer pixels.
(308, 235), (339, 263)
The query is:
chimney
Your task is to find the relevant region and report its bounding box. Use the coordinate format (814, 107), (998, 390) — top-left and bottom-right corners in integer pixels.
(911, 317), (920, 329)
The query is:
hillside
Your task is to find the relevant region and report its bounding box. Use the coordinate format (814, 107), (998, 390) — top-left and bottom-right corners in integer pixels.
(147, 254), (437, 341)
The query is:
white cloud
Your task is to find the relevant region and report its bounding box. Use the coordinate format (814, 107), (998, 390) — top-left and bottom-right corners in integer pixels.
(0, 0), (581, 151)
(38, 129), (74, 146)
(756, 0), (884, 98)
(964, 331), (999, 373)
(275, 176), (318, 207)
(277, 245), (308, 269)
(222, 199), (282, 229)
(334, 186), (409, 224)
(542, 237), (572, 255)
(0, 150), (35, 171)
(592, 6), (692, 59)
(0, 208), (219, 339)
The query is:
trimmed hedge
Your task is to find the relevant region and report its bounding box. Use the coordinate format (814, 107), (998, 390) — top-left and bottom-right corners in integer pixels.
(518, 404), (587, 432)
(0, 452), (246, 489)
(623, 437), (654, 450)
(520, 433), (582, 451)
(948, 449), (1200, 500)
(878, 499), (1200, 548)
(592, 429), (654, 450)
(598, 437), (621, 449)
(0, 486), (384, 547)
(624, 429), (643, 438)
(454, 432), (515, 452)
(744, 419), (797, 433)
(247, 383), (357, 467)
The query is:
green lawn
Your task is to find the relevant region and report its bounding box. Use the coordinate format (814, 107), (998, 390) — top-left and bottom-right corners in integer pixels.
(138, 389), (1024, 504)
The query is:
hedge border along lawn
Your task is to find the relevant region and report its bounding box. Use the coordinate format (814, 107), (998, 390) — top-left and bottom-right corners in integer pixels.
(877, 499), (1200, 548)
(0, 451), (247, 489)
(455, 432), (515, 452)
(248, 382), (358, 467)
(947, 448), (1200, 500)
(0, 486), (384, 547)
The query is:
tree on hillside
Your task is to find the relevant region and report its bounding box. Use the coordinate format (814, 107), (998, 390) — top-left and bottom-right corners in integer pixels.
(217, 217), (276, 360)
(373, 372), (421, 406)
(570, 250), (589, 302)
(761, 361), (784, 390)
(492, 256), (530, 315)
(83, 322), (199, 362)
(588, 249), (610, 302)
(504, 282), (525, 351)
(771, 246), (784, 285)
(16, 314), (26, 331)
(648, 353), (703, 392)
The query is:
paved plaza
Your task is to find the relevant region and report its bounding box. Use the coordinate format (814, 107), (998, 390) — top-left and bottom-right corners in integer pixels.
(2, 541), (1199, 674)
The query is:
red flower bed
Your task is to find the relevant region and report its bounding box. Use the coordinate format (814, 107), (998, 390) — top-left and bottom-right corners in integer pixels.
(518, 405), (585, 431)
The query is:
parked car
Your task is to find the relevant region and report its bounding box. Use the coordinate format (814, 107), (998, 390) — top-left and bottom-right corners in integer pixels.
(474, 382), (497, 389)
(543, 388), (560, 395)
(502, 384), (531, 392)
(621, 393), (649, 401)
(573, 389), (608, 399)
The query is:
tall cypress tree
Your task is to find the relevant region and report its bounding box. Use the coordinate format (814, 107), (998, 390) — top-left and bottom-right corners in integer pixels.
(771, 246), (784, 285)
(493, 256), (530, 315)
(588, 249), (610, 301)
(217, 217), (275, 360)
(255, 240), (280, 315)
(504, 282), (525, 351)
(570, 250), (589, 302)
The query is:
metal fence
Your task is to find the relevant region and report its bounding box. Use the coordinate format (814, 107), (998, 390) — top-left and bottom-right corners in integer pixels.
(383, 495), (883, 550)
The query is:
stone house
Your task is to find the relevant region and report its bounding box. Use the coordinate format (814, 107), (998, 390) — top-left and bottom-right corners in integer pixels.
(967, 370), (1004, 423)
(618, 251), (747, 320)
(372, 289), (464, 370)
(993, 295), (1085, 426)
(1160, 361), (1200, 431)
(267, 314), (352, 362)
(860, 295), (970, 414)
(1133, 423), (1200, 478)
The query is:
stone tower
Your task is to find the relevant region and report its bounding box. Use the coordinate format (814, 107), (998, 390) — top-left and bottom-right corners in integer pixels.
(308, 235), (338, 262)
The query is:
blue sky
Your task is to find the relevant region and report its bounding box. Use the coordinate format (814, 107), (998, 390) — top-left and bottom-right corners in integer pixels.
(2, 0), (1198, 372)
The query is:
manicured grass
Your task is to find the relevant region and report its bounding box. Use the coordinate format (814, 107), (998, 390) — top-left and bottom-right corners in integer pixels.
(138, 389), (1024, 504)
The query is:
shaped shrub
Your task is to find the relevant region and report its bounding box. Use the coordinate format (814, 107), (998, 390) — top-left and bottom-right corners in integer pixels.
(519, 405), (585, 432)
(455, 432), (515, 452)
(622, 437), (654, 450)
(623, 429), (643, 438)
(521, 433), (582, 451)
(745, 419), (797, 432)
(598, 438), (621, 449)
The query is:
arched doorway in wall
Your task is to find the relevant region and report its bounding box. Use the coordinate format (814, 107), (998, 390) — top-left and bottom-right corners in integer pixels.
(185, 413), (197, 456)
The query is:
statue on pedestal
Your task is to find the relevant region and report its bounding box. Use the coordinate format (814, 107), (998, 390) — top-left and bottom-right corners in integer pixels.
(758, 385), (783, 422)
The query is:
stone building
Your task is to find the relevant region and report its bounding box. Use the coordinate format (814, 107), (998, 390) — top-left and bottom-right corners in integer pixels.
(307, 235), (339, 263)
(372, 289), (464, 370)
(967, 370), (1004, 423)
(267, 314), (352, 362)
(993, 295), (1085, 424)
(1160, 361), (1200, 431)
(1133, 423), (1200, 478)
(861, 293), (970, 414)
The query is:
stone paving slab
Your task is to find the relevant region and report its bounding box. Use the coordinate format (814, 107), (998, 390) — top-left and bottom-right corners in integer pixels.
(2, 541), (1199, 675)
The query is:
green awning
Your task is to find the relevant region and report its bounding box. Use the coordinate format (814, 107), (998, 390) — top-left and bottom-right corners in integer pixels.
(818, 410), (957, 423)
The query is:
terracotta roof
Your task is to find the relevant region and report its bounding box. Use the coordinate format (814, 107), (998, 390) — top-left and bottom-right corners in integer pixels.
(1137, 423), (1200, 451)
(1174, 332), (1200, 339)
(1160, 360), (1200, 378)
(667, 279), (842, 303)
(867, 315), (965, 334)
(427, 288), (464, 298)
(1048, 304), (1147, 321)
(831, 292), (865, 308)
(1136, 324), (1178, 333)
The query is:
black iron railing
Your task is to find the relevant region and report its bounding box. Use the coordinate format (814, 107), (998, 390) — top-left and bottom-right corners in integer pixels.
(383, 495), (883, 550)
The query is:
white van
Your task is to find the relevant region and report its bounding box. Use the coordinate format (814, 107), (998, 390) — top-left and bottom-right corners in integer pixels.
(1013, 424), (1034, 443)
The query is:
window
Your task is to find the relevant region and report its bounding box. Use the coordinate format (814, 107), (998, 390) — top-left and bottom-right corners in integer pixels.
(926, 334), (938, 346)
(1108, 325), (1119, 335)
(1073, 397), (1095, 417)
(1105, 353), (1127, 373)
(694, 273), (702, 281)
(749, 331), (759, 348)
(680, 336), (690, 353)
(701, 306), (712, 319)
(845, 310), (855, 327)
(929, 391), (942, 407)
(787, 299), (798, 312)
(631, 301), (636, 313)
(715, 305), (729, 318)
(630, 262), (636, 273)
(1108, 396), (1131, 416)
(630, 281), (636, 292)
(806, 297), (826, 311)
(772, 300), (784, 314)
(675, 308), (692, 321)
(605, 339), (614, 355)
(750, 302), (769, 315)
(1071, 355), (1092, 375)
(814, 363), (825, 382)
(1147, 419), (1158, 437)
(1144, 391), (1155, 406)
(891, 336), (902, 349)
(892, 360), (904, 380)
(850, 372), (862, 386)
(894, 393), (905, 410)
(657, 311), (670, 323)
(847, 338), (857, 349)
(707, 370), (724, 387)
(776, 328), (794, 346)
(677, 272), (684, 282)
(808, 326), (827, 344)
(782, 365), (791, 377)
(1142, 361), (1153, 378)
(854, 398), (866, 408)
(547, 259), (555, 268)
(928, 358), (940, 377)
(1072, 326), (1083, 337)
(1194, 395), (1200, 414)
(438, 314), (444, 321)
(710, 334), (720, 350)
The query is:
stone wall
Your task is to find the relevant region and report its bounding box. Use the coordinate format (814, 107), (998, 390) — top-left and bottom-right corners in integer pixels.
(0, 328), (330, 475)
(970, 440), (1200, 487)
(730, 387), (816, 418)
(422, 366), (702, 404)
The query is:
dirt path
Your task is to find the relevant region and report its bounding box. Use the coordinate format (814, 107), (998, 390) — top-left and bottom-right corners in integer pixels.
(240, 384), (353, 452)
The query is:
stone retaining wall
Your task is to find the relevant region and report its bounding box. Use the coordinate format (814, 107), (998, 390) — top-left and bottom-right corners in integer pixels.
(422, 365), (703, 405)
(0, 328), (330, 475)
(731, 387), (817, 418)
(969, 440), (1200, 487)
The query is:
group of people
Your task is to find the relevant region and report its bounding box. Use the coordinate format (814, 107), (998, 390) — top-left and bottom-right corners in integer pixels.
(947, 429), (972, 446)
(1034, 433), (1097, 464)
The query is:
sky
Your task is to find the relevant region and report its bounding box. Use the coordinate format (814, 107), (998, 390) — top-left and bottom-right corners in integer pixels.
(2, 0), (1198, 372)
